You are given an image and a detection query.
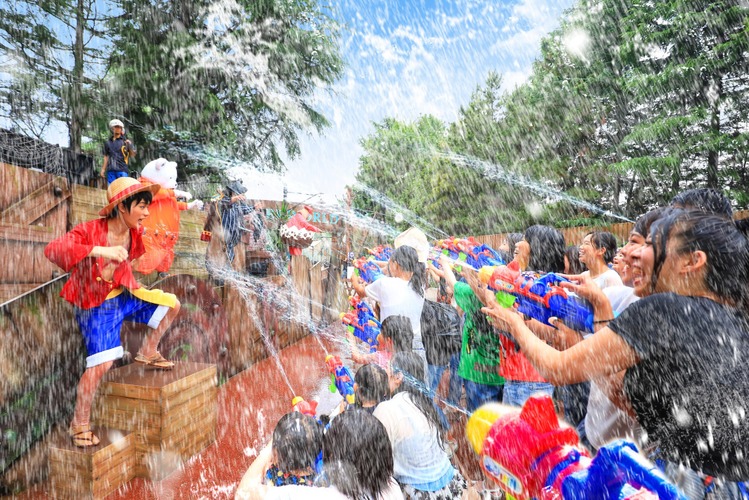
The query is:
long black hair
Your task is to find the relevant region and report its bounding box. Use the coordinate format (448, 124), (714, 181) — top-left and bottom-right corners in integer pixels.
(354, 364), (390, 407)
(380, 315), (414, 353)
(651, 210), (749, 312)
(390, 245), (426, 296)
(523, 225), (565, 273)
(671, 188), (732, 219)
(564, 245), (586, 274)
(588, 231), (618, 264)
(389, 351), (444, 446)
(322, 409), (394, 499)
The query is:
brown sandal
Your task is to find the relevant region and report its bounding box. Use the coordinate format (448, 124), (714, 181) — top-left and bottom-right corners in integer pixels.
(134, 351), (175, 370)
(69, 423), (100, 447)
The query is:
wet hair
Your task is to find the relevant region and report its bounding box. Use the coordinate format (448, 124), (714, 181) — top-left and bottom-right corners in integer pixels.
(355, 364), (390, 407)
(587, 231), (618, 264)
(523, 225), (566, 273)
(389, 352), (443, 446)
(564, 245), (586, 274)
(671, 188), (732, 219)
(504, 233), (523, 255)
(633, 207), (668, 237)
(651, 210), (749, 311)
(271, 412), (323, 472)
(380, 315), (414, 353)
(108, 190), (153, 219)
(322, 409), (394, 498)
(390, 245), (426, 296)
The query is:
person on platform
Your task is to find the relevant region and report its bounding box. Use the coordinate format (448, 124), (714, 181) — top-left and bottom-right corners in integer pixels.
(219, 180), (259, 264)
(283, 205), (321, 257)
(44, 177), (181, 447)
(100, 119), (135, 185)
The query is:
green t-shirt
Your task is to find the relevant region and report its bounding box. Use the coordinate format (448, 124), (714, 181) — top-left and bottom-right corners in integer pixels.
(454, 282), (504, 386)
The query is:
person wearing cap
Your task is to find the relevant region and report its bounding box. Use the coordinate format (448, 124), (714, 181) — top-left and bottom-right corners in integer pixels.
(101, 119), (135, 185)
(44, 177), (181, 447)
(219, 180), (260, 264)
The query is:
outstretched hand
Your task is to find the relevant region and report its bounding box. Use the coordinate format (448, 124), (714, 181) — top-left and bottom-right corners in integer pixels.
(481, 303), (524, 332)
(557, 273), (605, 304)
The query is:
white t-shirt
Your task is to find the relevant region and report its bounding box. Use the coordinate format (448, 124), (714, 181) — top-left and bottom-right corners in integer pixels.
(583, 268), (623, 290)
(366, 276), (425, 352)
(373, 392), (453, 487)
(584, 286), (645, 450)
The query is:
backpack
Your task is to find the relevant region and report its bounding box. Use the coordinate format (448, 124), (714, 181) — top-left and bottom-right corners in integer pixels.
(420, 299), (463, 366)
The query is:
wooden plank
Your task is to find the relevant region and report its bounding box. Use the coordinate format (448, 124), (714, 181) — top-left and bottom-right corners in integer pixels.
(0, 176), (70, 225)
(0, 223), (59, 243)
(309, 263), (324, 323)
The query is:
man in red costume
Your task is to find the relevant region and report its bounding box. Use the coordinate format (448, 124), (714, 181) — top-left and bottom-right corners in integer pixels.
(45, 177), (181, 447)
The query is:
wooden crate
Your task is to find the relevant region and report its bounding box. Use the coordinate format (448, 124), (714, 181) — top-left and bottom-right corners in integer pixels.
(48, 427), (135, 499)
(92, 362), (217, 480)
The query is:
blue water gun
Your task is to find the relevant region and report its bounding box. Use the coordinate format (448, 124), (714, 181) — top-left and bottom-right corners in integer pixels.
(368, 245), (393, 261)
(325, 355), (356, 405)
(479, 262), (595, 333)
(340, 311), (380, 353)
(353, 256), (384, 283)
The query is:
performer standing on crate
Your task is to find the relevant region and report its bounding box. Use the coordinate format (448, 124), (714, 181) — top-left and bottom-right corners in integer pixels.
(45, 178), (181, 447)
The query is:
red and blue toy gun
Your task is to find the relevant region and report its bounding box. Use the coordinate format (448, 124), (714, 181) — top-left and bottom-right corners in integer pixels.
(340, 310), (381, 353)
(325, 355), (356, 405)
(466, 395), (686, 500)
(478, 261), (595, 333)
(432, 237), (505, 271)
(367, 245), (393, 261)
(291, 396), (318, 418)
(353, 256), (384, 284)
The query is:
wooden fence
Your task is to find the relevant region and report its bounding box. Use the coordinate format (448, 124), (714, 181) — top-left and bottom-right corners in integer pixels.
(475, 210), (749, 248)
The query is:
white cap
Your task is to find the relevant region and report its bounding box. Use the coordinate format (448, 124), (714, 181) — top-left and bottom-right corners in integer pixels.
(109, 119), (124, 129)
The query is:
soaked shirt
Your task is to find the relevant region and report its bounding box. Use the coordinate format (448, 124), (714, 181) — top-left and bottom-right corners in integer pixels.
(609, 293), (749, 480)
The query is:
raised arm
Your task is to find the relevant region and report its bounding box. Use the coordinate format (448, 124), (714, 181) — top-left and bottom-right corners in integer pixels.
(481, 303), (638, 385)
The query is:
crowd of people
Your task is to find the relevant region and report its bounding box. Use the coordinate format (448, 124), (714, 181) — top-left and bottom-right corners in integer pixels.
(58, 121), (748, 498)
(234, 187), (749, 499)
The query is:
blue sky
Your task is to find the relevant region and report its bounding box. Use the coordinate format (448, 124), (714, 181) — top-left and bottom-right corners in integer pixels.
(237, 0), (576, 203)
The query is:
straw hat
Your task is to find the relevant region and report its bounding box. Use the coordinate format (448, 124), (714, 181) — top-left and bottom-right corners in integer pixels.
(394, 227), (430, 263)
(99, 177), (160, 216)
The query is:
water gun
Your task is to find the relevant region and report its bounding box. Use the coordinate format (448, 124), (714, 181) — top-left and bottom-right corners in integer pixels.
(478, 261), (595, 333)
(466, 395), (686, 500)
(367, 245), (393, 261)
(291, 396), (318, 418)
(431, 238), (504, 271)
(340, 310), (380, 353)
(325, 355), (355, 405)
(353, 256), (384, 283)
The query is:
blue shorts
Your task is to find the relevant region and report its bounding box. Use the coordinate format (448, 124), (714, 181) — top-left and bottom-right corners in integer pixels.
(75, 290), (170, 368)
(107, 170), (129, 184)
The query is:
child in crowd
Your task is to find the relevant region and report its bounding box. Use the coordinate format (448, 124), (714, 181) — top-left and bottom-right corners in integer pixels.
(352, 246), (427, 361)
(374, 352), (469, 498)
(322, 409), (404, 499)
(235, 412), (325, 499)
(350, 315), (415, 367)
(432, 255), (503, 412)
(564, 245), (586, 274)
(354, 363), (390, 413)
